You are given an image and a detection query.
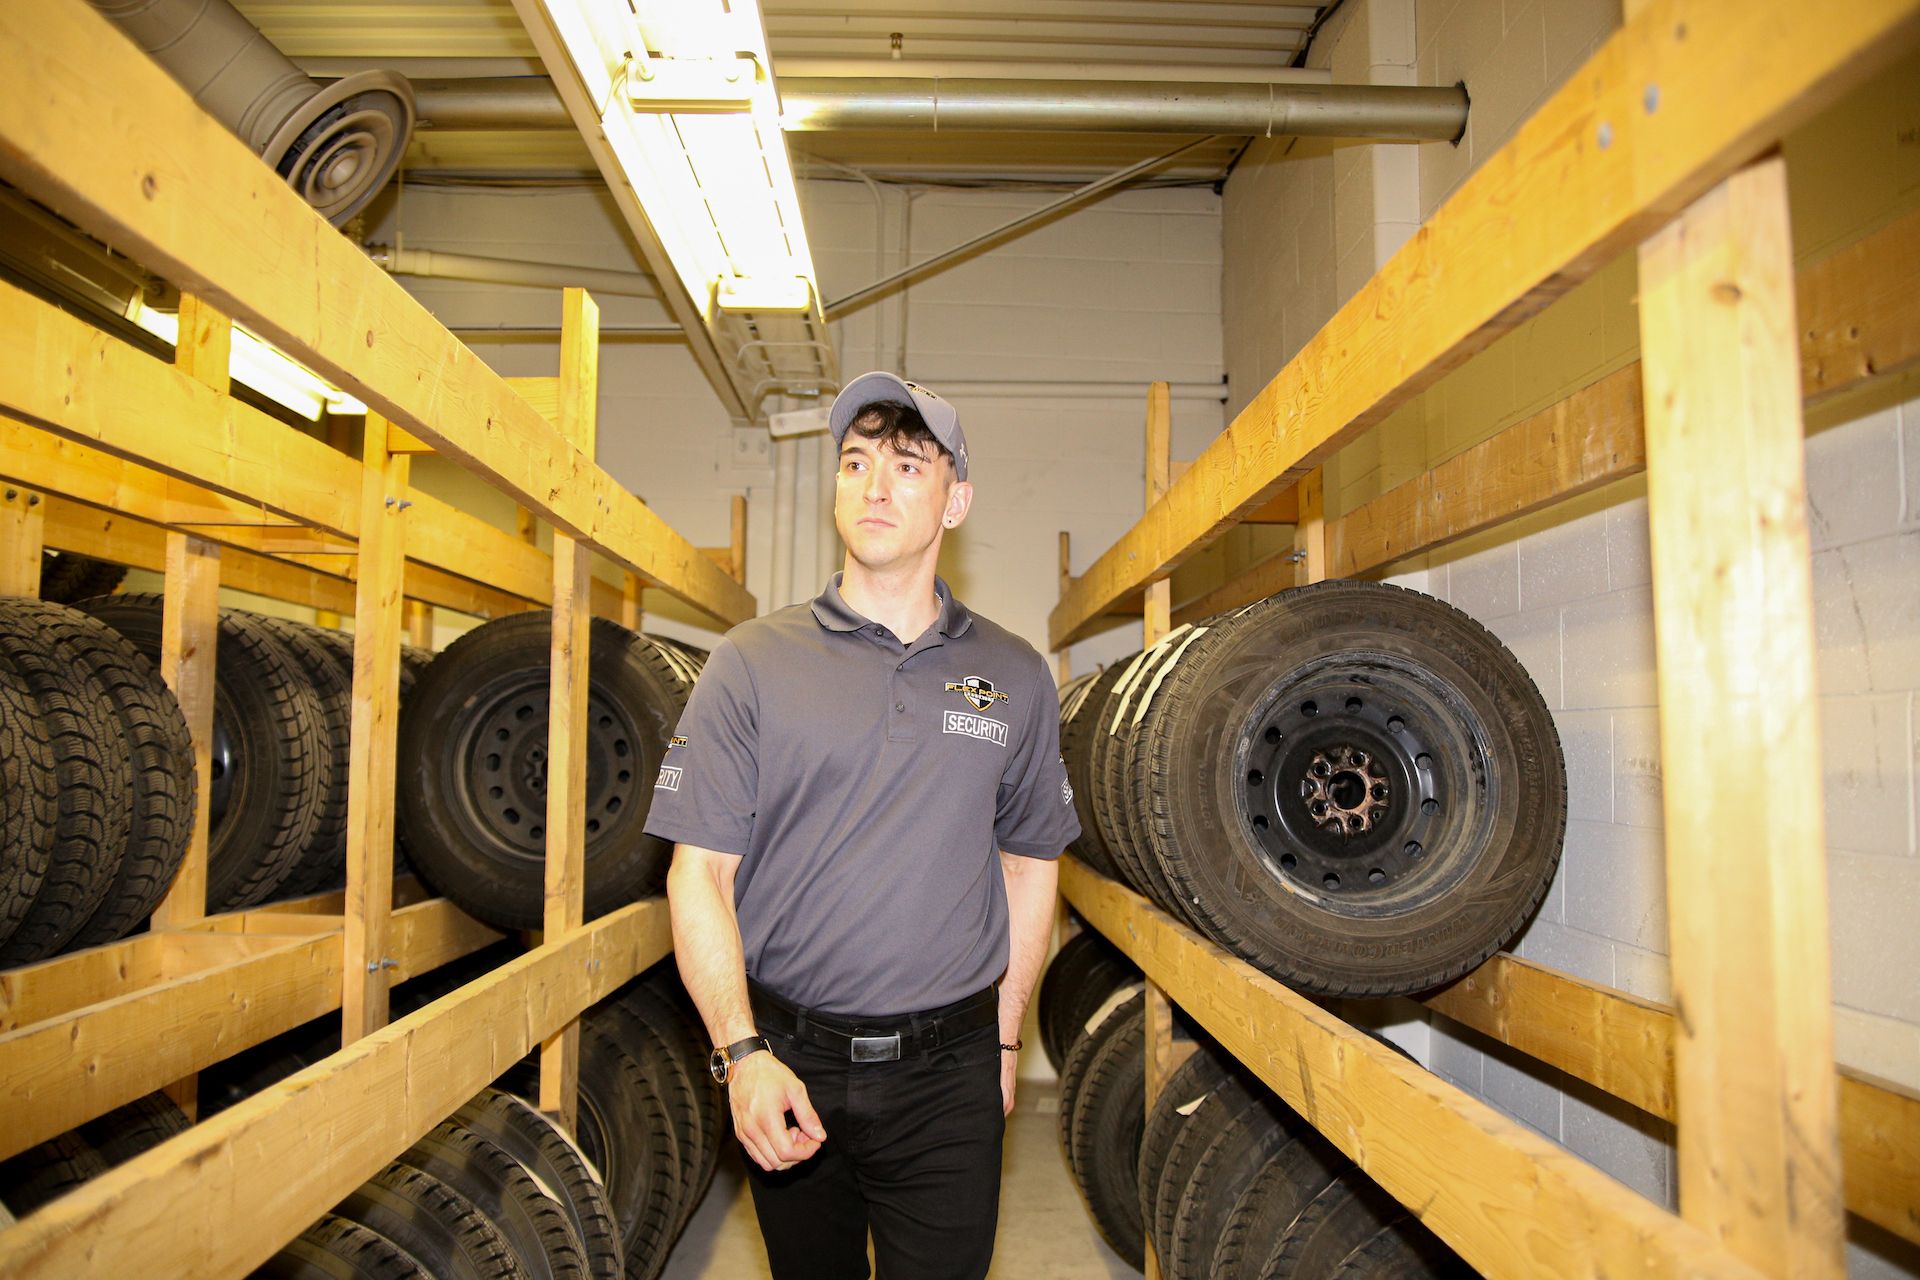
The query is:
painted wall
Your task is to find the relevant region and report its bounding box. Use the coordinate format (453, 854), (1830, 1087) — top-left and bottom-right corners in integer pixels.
(1220, 3), (1920, 1274)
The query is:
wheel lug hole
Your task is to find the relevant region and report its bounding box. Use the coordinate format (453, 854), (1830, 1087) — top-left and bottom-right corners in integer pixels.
(1368, 867), (1386, 884)
(1252, 814), (1269, 830)
(1300, 700), (1318, 716)
(1421, 798), (1439, 816)
(1280, 853), (1297, 870)
(1405, 841), (1423, 859)
(1246, 769), (1264, 786)
(1388, 716), (1405, 734)
(1345, 697), (1362, 713)
(1322, 872), (1340, 890)
(1263, 726), (1282, 745)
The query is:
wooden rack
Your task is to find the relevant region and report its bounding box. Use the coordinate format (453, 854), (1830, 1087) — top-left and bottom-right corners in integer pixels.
(1053, 2), (1920, 1277)
(0, 2), (752, 1273)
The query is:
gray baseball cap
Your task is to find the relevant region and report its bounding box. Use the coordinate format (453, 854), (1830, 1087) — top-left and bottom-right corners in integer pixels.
(828, 371), (969, 480)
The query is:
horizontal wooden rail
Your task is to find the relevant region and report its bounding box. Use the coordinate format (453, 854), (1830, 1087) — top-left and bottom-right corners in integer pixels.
(0, 899), (670, 1279)
(1172, 202), (1920, 626)
(1418, 954), (1920, 1246)
(1049, 0), (1920, 648)
(0, 898), (503, 1161)
(1060, 860), (1758, 1279)
(0, 0), (754, 629)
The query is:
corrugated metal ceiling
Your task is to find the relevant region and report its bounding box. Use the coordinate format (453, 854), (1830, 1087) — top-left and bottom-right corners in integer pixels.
(231, 0), (1329, 183)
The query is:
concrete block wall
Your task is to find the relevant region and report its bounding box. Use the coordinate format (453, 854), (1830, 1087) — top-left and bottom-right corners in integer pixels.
(360, 180), (1226, 677)
(1222, 2), (1920, 1273)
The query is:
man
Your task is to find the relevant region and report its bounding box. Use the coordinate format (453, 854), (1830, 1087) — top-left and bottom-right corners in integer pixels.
(646, 371), (1078, 1280)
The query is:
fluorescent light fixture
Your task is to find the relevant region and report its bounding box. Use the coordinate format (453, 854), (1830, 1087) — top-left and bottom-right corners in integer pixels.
(536, 0), (820, 325)
(129, 298), (368, 421)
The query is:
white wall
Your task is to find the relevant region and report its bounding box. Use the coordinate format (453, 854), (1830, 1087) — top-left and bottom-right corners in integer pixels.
(1221, 3), (1920, 1274)
(362, 179), (1224, 679)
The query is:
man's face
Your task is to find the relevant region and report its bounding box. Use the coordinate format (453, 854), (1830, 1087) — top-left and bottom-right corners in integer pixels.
(835, 434), (970, 571)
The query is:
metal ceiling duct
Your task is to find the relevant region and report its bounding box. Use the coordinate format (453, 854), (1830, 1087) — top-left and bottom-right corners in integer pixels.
(406, 76), (1466, 144)
(89, 0), (414, 225)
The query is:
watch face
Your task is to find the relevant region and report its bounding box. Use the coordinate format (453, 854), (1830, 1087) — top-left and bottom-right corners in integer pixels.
(709, 1046), (730, 1085)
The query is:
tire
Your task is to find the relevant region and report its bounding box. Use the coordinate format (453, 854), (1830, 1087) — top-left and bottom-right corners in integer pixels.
(76, 595), (327, 911)
(1144, 582), (1567, 996)
(0, 601), (131, 963)
(563, 1021), (681, 1280)
(38, 551), (126, 605)
(633, 960), (726, 1212)
(455, 1089), (623, 1280)
(10, 601), (196, 950)
(1209, 1125), (1348, 1277)
(335, 1162), (527, 1280)
(1085, 648), (1152, 896)
(0, 1131), (109, 1215)
(1037, 929), (1138, 1072)
(1053, 955), (1143, 1078)
(603, 978), (713, 1236)
(1062, 992), (1146, 1270)
(1329, 1214), (1469, 1279)
(81, 1091), (190, 1169)
(402, 1120), (590, 1280)
(250, 616), (354, 900)
(1259, 1168), (1408, 1278)
(1167, 1072), (1303, 1279)
(1139, 1045), (1230, 1276)
(396, 616), (692, 931)
(1103, 636), (1197, 914)
(258, 1214), (430, 1280)
(1057, 664), (1128, 881)
(0, 644), (57, 951)
(584, 1002), (694, 1278)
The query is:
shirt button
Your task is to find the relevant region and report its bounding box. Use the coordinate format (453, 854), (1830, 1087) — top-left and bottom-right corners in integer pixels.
(895, 702), (907, 713)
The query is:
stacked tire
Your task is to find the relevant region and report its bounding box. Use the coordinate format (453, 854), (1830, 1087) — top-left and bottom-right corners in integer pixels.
(1057, 581), (1567, 999)
(0, 1092), (192, 1220)
(395, 615), (704, 931)
(0, 597), (194, 963)
(70, 595), (436, 915)
(1038, 922), (1472, 1278)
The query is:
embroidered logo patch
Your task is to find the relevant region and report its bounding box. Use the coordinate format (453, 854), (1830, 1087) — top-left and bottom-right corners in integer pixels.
(1062, 776), (1074, 805)
(944, 675), (1009, 711)
(943, 710), (1009, 747)
(668, 735), (688, 749)
(656, 765), (683, 791)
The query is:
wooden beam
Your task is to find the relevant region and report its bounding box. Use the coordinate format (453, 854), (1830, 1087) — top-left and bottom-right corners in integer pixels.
(1295, 468), (1326, 585)
(620, 572), (643, 631)
(1043, 0), (1920, 649)
(1639, 159), (1843, 1275)
(0, 486), (45, 597)
(1142, 381), (1172, 649)
(0, 899), (668, 1279)
(341, 415), (411, 1046)
(150, 532), (219, 930)
(540, 288), (597, 1134)
(504, 376), (561, 426)
(0, 897), (502, 1164)
(0, 282), (575, 617)
(730, 493), (748, 584)
(1054, 532), (1071, 685)
(1240, 486), (1300, 525)
(1183, 203), (1920, 621)
(1060, 862), (1760, 1280)
(1418, 953), (1920, 1246)
(173, 294), (230, 394)
(0, 3), (756, 628)
(403, 598), (433, 650)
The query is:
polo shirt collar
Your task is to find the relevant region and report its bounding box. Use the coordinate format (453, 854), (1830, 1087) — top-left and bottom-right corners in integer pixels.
(810, 573), (974, 639)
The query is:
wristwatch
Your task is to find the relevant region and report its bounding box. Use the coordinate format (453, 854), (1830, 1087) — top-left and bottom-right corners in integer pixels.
(709, 1035), (772, 1085)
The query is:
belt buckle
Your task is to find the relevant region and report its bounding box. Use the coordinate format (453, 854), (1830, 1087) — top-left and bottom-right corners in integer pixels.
(850, 1033), (902, 1063)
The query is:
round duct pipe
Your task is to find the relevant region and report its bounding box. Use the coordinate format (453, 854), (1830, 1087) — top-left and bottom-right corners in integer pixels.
(406, 76), (1466, 144)
(90, 0), (413, 225)
(365, 243), (657, 298)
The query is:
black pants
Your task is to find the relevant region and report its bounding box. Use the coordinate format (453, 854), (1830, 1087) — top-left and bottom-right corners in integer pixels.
(743, 993), (1006, 1280)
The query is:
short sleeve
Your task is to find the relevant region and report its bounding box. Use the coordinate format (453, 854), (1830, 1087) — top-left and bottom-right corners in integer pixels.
(641, 636), (758, 856)
(993, 652), (1081, 859)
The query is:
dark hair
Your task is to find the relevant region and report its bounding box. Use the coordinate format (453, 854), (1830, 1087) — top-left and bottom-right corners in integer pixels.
(844, 400), (954, 471)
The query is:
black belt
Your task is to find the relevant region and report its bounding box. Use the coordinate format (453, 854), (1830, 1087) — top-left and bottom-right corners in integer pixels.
(748, 980), (998, 1063)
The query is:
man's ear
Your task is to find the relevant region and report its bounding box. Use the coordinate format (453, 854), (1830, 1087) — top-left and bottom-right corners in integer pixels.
(942, 480), (975, 530)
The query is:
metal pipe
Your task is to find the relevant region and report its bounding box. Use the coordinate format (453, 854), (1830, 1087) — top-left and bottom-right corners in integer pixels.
(825, 137), (1215, 318)
(405, 76), (1465, 143)
(90, 0), (412, 224)
(781, 79), (1467, 141)
(366, 243), (657, 298)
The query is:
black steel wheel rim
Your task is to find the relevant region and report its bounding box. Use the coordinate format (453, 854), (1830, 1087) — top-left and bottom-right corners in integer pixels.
(1233, 654), (1493, 914)
(207, 710), (237, 831)
(454, 677), (646, 864)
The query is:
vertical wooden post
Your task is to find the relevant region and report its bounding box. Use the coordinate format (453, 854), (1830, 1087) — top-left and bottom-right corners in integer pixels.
(0, 487), (46, 596)
(1637, 157), (1844, 1277)
(540, 287), (599, 1134)
(516, 506), (539, 545)
(341, 414), (411, 1045)
(403, 598), (434, 650)
(1054, 531), (1072, 686)
(620, 572), (644, 631)
(729, 493), (748, 584)
(1295, 468), (1326, 585)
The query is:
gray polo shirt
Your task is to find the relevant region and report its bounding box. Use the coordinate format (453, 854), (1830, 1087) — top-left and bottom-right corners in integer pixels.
(643, 575), (1079, 1017)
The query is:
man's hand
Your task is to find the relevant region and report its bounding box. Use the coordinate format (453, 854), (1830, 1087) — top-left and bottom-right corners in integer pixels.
(999, 1048), (1018, 1116)
(729, 1052), (827, 1172)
